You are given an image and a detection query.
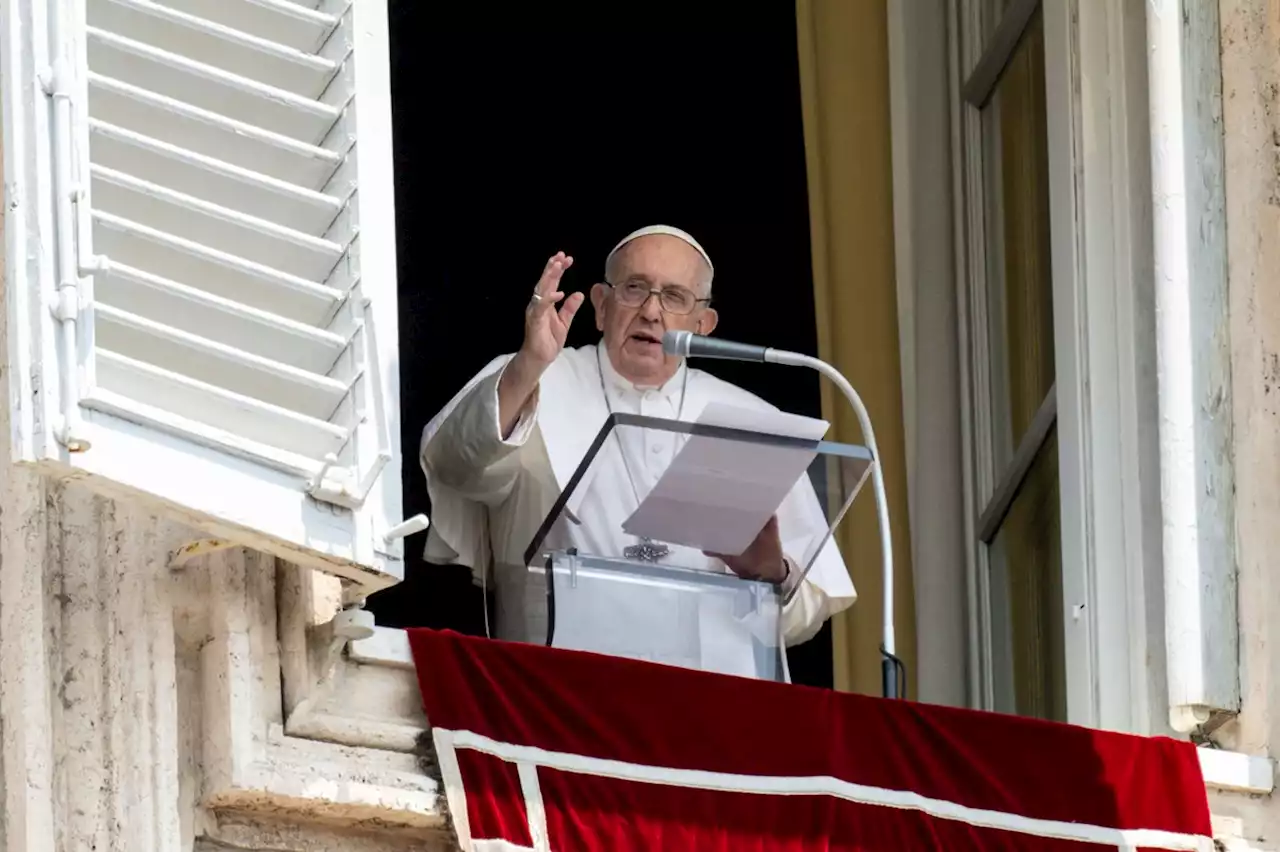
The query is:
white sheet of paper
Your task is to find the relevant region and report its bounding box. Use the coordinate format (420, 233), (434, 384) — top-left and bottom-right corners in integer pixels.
(621, 402), (829, 556)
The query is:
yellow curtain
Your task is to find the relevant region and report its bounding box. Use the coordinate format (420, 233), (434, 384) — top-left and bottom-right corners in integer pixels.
(795, 0), (916, 696)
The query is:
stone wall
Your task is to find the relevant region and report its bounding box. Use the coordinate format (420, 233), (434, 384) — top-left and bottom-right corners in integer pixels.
(1207, 0), (1280, 849)
(0, 463), (455, 852)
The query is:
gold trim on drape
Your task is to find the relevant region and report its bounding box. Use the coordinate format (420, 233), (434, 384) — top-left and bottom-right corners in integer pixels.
(795, 0), (916, 696)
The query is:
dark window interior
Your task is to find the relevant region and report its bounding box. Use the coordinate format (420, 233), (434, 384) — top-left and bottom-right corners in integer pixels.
(371, 3), (834, 688)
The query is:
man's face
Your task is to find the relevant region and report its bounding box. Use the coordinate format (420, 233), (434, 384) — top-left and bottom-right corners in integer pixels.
(590, 235), (719, 386)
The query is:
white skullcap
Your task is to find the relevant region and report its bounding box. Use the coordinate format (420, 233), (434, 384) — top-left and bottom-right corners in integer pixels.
(605, 224), (714, 275)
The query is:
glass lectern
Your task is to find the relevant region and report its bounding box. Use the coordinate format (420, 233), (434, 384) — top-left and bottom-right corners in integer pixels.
(523, 412), (873, 682)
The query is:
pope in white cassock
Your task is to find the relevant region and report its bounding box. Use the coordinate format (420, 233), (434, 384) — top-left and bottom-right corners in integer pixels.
(420, 225), (856, 668)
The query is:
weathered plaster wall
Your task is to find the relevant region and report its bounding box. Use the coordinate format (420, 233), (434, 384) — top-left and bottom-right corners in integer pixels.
(0, 468), (454, 852)
(1208, 0), (1280, 848)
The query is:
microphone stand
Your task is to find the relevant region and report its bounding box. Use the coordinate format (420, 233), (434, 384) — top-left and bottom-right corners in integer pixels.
(667, 331), (902, 699)
(766, 349), (902, 700)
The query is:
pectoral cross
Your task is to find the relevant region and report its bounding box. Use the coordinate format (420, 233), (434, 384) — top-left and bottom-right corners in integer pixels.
(624, 537), (670, 563)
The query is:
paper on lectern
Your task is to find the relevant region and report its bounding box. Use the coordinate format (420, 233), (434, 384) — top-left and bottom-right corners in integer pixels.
(620, 402), (829, 556)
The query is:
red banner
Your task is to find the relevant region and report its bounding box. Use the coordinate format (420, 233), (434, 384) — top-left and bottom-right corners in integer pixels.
(409, 629), (1212, 851)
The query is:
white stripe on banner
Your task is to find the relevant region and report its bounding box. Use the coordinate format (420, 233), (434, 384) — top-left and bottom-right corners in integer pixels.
(435, 727), (1215, 852)
(433, 730), (474, 850)
(517, 761), (551, 852)
(472, 840), (536, 852)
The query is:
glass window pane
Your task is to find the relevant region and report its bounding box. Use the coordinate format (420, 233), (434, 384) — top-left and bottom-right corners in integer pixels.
(981, 8), (1054, 473)
(987, 429), (1065, 721)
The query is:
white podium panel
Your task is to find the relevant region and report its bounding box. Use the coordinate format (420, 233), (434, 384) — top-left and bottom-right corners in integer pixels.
(534, 553), (783, 680)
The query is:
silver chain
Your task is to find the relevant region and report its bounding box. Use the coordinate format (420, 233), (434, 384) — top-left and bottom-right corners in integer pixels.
(596, 346), (688, 562)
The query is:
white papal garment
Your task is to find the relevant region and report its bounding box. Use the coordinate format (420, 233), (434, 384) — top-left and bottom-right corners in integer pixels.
(419, 342), (857, 660)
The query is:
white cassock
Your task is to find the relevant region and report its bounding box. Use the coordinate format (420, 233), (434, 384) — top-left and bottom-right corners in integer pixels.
(420, 341), (857, 671)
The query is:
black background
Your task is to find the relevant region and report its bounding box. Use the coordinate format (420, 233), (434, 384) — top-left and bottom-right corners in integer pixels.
(370, 2), (834, 688)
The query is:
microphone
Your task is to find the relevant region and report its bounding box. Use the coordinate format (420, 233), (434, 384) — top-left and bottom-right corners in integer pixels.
(661, 328), (902, 700)
(662, 330), (795, 364)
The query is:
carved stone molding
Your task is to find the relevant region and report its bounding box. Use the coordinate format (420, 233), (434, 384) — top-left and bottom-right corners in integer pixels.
(277, 565), (428, 755)
(0, 465), (449, 851)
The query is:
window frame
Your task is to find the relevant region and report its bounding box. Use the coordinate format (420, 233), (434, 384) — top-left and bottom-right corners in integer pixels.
(950, 0), (1164, 733)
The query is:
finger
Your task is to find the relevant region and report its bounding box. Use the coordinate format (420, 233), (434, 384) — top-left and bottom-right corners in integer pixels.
(557, 291), (584, 327)
(532, 253), (562, 297)
(526, 289), (565, 318)
(536, 253), (573, 297)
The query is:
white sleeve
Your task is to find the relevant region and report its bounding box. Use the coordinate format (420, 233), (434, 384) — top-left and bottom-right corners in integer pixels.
(776, 487), (857, 646)
(419, 356), (542, 580)
(780, 555), (856, 646)
(421, 358), (541, 502)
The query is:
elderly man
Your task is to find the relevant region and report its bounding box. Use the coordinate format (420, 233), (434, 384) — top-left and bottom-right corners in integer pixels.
(420, 225), (855, 662)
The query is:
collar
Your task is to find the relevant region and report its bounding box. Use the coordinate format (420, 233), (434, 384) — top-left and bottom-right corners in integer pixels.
(596, 339), (688, 400)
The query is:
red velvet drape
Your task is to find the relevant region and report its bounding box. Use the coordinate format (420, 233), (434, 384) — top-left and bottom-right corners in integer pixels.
(410, 629), (1211, 851)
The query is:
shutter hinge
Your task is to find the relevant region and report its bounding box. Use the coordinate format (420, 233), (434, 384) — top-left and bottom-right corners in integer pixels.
(306, 448), (391, 509)
(40, 59), (93, 453)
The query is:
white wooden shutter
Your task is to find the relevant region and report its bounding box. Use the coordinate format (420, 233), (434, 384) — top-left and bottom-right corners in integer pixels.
(1, 0), (418, 590)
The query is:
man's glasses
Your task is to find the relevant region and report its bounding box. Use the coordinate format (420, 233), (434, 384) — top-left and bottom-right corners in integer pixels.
(605, 279), (711, 316)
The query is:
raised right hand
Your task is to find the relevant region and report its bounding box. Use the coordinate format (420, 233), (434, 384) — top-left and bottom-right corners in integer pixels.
(520, 251), (585, 368)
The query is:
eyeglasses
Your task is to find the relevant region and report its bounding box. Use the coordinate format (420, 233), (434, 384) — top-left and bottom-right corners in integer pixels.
(605, 279), (711, 316)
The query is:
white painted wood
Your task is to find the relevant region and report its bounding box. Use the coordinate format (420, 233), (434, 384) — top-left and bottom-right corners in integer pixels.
(1198, 749), (1276, 796)
(951, 0), (1165, 733)
(159, 0), (340, 54)
(1043, 0), (1175, 734)
(86, 26), (342, 142)
(1071, 0), (1169, 737)
(88, 117), (346, 233)
(1, 0), (61, 465)
(88, 73), (344, 189)
(1145, 0), (1239, 727)
(4, 0), (409, 590)
(96, 262), (348, 373)
(87, 0), (339, 98)
(1040, 0), (1102, 730)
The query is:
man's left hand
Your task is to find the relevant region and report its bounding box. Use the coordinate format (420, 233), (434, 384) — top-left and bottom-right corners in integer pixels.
(707, 515), (787, 583)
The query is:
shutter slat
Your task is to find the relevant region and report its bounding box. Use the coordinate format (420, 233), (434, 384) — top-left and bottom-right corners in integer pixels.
(89, 119), (344, 235)
(88, 0), (338, 98)
(90, 351), (348, 462)
(6, 0), (404, 580)
(89, 73), (342, 189)
(96, 303), (350, 419)
(90, 165), (345, 279)
(87, 27), (342, 143)
(97, 263), (347, 373)
(93, 211), (345, 325)
(158, 0), (339, 53)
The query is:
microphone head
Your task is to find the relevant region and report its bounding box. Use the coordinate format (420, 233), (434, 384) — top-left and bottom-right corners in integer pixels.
(662, 330), (692, 357)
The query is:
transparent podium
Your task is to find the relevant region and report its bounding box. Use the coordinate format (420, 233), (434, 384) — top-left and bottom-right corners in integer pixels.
(523, 412), (873, 682)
